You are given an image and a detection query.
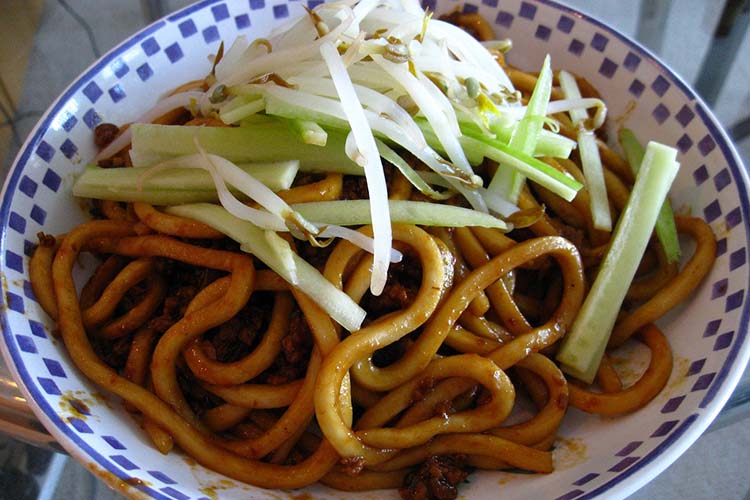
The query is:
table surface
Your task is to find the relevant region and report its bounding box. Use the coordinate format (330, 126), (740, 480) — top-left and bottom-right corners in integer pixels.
(0, 1), (749, 499)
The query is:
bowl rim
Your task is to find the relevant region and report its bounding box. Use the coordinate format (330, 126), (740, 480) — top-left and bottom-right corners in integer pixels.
(1, 1), (749, 499)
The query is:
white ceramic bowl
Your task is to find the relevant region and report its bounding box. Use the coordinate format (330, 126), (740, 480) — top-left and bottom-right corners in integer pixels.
(1, 1), (749, 499)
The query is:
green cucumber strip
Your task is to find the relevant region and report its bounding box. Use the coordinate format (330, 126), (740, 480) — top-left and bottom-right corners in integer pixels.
(130, 123), (363, 175)
(265, 93), (350, 130)
(489, 55), (553, 202)
(559, 70), (612, 232)
(376, 140), (452, 200)
(484, 119), (576, 159)
(619, 128), (681, 263)
(238, 114), (277, 126)
(72, 161), (299, 204)
(220, 96), (266, 124)
(290, 200), (508, 230)
(166, 203), (366, 332)
(461, 136), (583, 202)
(556, 142), (680, 383)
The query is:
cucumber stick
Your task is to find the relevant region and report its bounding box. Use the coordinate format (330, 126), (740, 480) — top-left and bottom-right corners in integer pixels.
(557, 142), (680, 383)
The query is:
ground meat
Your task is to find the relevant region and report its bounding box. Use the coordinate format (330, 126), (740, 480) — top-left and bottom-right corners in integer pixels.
(282, 311), (313, 365)
(341, 165), (395, 200)
(200, 292), (272, 363)
(361, 251), (422, 317)
(400, 455), (471, 500)
(92, 335), (132, 370)
(178, 369), (224, 413)
(148, 285), (198, 333)
(260, 307), (313, 385)
(342, 175), (370, 200)
(94, 123), (120, 148)
(371, 335), (411, 368)
(295, 239), (334, 270)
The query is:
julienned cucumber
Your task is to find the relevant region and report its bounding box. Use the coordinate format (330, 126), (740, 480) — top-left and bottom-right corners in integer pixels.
(165, 203), (367, 332)
(130, 123), (363, 175)
(557, 142), (680, 383)
(72, 162), (299, 204)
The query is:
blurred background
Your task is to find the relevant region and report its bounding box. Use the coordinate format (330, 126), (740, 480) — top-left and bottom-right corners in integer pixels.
(0, 1), (748, 499)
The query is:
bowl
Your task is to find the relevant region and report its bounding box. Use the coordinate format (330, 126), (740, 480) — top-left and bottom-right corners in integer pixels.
(1, 0), (749, 499)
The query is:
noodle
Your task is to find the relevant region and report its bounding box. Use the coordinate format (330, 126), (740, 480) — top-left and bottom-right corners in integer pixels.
(26, 6), (719, 499)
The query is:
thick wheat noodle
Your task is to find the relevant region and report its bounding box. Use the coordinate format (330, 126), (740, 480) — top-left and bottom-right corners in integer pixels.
(29, 236), (62, 319)
(444, 325), (503, 353)
(626, 243), (679, 303)
(85, 235), (255, 430)
(458, 311), (512, 342)
(464, 430), (558, 470)
(51, 220), (348, 488)
(535, 159), (588, 229)
(353, 355), (515, 450)
(369, 433), (553, 473)
(517, 186), (561, 238)
(142, 413), (174, 453)
(79, 255), (128, 309)
(253, 270), (290, 291)
(475, 239), (585, 371)
(317, 234), (582, 464)
(321, 468), (407, 491)
(268, 416), (310, 464)
(81, 258), (165, 340)
(121, 326), (159, 416)
(315, 225), (448, 463)
(183, 291), (293, 385)
(609, 216), (717, 347)
(446, 235), (585, 372)
(122, 327), (157, 417)
(516, 363), (550, 409)
(328, 225), (450, 393)
(430, 226), (491, 317)
(100, 199), (136, 221)
(595, 354), (623, 393)
(202, 379), (303, 408)
(98, 274), (167, 339)
(569, 324), (672, 415)
(123, 327), (158, 386)
(454, 226), (532, 335)
(506, 66), (565, 100)
(489, 354), (568, 445)
(275, 173), (343, 204)
(222, 288), (343, 459)
(451, 12), (495, 41)
(79, 258), (153, 327)
(142, 375), (175, 454)
(133, 202), (224, 239)
(350, 383), (382, 409)
(394, 377), (478, 427)
(469, 226), (515, 256)
(202, 404), (252, 432)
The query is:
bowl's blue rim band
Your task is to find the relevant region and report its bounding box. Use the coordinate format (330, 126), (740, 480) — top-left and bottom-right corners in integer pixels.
(0, 1), (748, 499)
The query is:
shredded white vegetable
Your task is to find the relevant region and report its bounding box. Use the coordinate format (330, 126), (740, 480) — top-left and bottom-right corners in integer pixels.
(117, 0), (618, 327)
